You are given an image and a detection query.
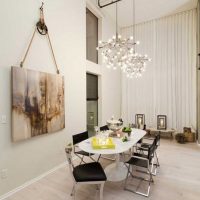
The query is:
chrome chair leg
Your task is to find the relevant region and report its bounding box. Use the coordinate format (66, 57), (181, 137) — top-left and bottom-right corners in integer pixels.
(155, 151), (160, 166)
(100, 183), (104, 200)
(97, 154), (101, 162)
(70, 184), (75, 196)
(71, 183), (76, 200)
(124, 174), (152, 196)
(89, 155), (96, 162)
(150, 153), (160, 176)
(124, 165), (131, 189)
(76, 153), (97, 165)
(79, 156), (86, 165)
(124, 165), (154, 197)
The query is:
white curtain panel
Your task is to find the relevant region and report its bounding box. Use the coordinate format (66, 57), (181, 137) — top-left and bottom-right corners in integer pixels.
(121, 9), (197, 131)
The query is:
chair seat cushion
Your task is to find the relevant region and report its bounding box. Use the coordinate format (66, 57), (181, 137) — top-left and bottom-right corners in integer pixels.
(133, 153), (148, 159)
(75, 150), (94, 156)
(126, 156), (148, 168)
(141, 143), (151, 149)
(140, 142), (158, 151)
(133, 152), (153, 163)
(73, 162), (107, 182)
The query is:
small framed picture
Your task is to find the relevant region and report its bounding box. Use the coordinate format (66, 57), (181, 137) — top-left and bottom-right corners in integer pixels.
(157, 115), (167, 130)
(135, 114), (145, 127)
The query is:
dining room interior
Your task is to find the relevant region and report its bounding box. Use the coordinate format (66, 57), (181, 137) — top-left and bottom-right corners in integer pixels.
(0, 0), (200, 200)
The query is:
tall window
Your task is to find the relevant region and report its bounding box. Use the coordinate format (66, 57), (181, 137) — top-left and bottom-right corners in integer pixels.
(86, 73), (98, 136)
(86, 8), (98, 64)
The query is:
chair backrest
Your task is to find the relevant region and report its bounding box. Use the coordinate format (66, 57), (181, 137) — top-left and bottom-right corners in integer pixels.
(72, 131), (89, 145)
(155, 134), (160, 146)
(147, 138), (157, 160)
(100, 125), (109, 131)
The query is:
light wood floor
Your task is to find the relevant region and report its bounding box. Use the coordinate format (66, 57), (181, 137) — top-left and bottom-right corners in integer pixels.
(5, 139), (200, 200)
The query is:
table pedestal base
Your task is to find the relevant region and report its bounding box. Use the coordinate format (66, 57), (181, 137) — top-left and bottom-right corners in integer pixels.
(104, 162), (128, 182)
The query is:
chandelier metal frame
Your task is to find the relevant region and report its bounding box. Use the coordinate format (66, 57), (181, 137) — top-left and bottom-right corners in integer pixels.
(97, 0), (151, 78)
(98, 0), (122, 8)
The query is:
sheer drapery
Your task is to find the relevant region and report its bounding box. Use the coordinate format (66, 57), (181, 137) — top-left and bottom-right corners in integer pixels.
(121, 9), (197, 131)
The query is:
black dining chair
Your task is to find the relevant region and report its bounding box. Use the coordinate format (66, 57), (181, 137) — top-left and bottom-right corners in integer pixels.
(72, 131), (96, 164)
(100, 125), (109, 131)
(136, 134), (160, 175)
(65, 148), (107, 200)
(99, 125), (116, 161)
(124, 138), (157, 197)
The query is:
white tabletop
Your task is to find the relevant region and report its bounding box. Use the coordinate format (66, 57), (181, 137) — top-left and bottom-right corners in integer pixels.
(79, 128), (146, 155)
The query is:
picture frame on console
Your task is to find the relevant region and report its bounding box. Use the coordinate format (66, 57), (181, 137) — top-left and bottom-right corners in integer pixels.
(157, 115), (167, 130)
(135, 114), (145, 129)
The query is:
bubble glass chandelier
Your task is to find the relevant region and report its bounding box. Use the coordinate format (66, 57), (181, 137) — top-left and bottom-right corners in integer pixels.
(97, 0), (151, 78)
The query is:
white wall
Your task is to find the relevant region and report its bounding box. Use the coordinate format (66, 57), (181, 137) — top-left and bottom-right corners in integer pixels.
(0, 0), (121, 196)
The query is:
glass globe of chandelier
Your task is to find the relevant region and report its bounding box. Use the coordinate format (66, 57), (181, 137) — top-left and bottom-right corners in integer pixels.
(97, 0), (151, 78)
(96, 34), (140, 70)
(123, 53), (152, 78)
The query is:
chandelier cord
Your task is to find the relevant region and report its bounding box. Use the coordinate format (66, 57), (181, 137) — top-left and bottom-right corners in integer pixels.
(132, 0), (136, 53)
(116, 2), (118, 38)
(96, 0), (151, 78)
(20, 2), (60, 74)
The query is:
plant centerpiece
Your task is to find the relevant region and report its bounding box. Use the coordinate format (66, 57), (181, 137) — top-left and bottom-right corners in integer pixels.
(122, 126), (132, 137)
(122, 126), (132, 142)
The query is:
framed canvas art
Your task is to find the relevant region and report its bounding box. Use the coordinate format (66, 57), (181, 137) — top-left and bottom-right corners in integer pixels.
(135, 114), (145, 127)
(11, 66), (65, 142)
(157, 115), (167, 130)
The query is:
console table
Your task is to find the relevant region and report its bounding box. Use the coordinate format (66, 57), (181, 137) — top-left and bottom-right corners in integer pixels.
(147, 128), (175, 139)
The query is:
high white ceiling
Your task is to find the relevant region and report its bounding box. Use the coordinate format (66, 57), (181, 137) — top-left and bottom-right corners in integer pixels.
(94, 0), (198, 27)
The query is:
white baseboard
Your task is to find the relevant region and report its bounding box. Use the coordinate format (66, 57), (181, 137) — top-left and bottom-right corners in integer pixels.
(0, 161), (68, 200)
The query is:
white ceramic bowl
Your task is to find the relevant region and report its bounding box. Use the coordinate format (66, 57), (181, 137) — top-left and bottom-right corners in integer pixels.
(107, 119), (123, 132)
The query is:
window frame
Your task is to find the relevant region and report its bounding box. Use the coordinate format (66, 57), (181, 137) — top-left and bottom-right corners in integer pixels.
(86, 8), (99, 64)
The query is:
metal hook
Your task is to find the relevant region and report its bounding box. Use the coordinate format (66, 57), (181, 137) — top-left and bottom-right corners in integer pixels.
(40, 2), (44, 11)
(37, 1), (48, 35)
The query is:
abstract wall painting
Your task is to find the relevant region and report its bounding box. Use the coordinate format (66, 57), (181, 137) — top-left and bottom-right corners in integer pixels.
(11, 66), (65, 142)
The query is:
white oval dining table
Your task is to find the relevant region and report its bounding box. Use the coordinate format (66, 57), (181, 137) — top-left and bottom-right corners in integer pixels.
(79, 128), (146, 182)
